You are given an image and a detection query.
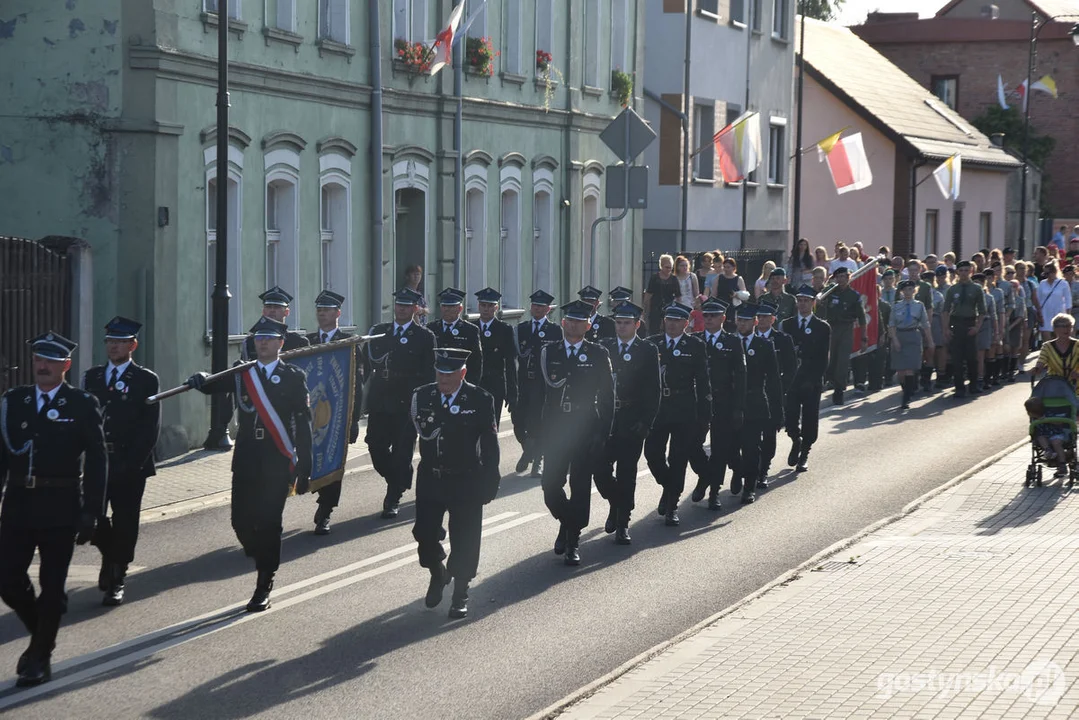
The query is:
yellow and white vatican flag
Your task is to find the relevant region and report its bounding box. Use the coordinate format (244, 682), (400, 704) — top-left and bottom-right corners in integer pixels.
(932, 154), (962, 201)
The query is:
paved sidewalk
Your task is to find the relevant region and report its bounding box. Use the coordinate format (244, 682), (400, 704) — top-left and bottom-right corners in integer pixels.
(547, 444), (1079, 720)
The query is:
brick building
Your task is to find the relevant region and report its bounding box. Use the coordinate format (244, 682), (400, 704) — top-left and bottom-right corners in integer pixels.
(853, 0), (1079, 230)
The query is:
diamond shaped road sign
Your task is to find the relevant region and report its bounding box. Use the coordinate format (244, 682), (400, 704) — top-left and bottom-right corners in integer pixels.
(599, 107), (656, 163)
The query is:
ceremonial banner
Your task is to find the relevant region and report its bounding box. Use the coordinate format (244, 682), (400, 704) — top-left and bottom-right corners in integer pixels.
(850, 265), (879, 358)
(817, 131), (873, 195)
(932, 153), (962, 201)
(290, 343), (356, 492)
(713, 111), (761, 183)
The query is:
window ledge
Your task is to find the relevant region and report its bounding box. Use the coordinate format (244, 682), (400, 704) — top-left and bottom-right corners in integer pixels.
(500, 71), (527, 86)
(697, 9), (721, 22)
(465, 67), (494, 81)
(744, 180), (760, 188)
(771, 33), (791, 45)
(201, 12), (248, 38)
(317, 38), (356, 61)
(692, 177), (716, 186)
(534, 76), (558, 91)
(263, 26), (303, 50)
(767, 182), (787, 190)
(582, 85), (604, 98)
(730, 19), (747, 30)
(751, 27), (763, 35)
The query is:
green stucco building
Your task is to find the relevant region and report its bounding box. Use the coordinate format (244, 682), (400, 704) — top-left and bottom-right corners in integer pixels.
(0, 0), (644, 454)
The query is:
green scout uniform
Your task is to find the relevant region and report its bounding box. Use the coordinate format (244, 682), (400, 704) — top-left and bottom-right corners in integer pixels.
(942, 280), (986, 395)
(822, 284), (867, 400)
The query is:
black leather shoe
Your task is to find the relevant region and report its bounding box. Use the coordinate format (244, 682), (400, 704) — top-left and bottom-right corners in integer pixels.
(563, 547), (581, 566)
(564, 530), (581, 565)
(103, 583), (125, 607)
(246, 572), (274, 613)
(448, 581), (469, 619)
(730, 474), (744, 496)
(708, 494), (722, 512)
(553, 525), (566, 555)
(796, 448), (809, 473)
(657, 489), (668, 516)
(758, 477), (769, 490)
(530, 459), (543, 478)
(313, 505), (332, 535)
(787, 438), (801, 467)
(665, 510), (680, 526)
(690, 478), (708, 503)
(514, 453), (530, 473)
(832, 392), (844, 405)
(741, 493), (756, 505)
(15, 656), (50, 688)
(604, 506), (617, 534)
(615, 526), (631, 545)
(380, 497), (400, 519)
(425, 564), (449, 608)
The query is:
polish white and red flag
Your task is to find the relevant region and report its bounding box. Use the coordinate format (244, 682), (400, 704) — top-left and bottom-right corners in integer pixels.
(817, 130), (873, 195)
(428, 2), (465, 76)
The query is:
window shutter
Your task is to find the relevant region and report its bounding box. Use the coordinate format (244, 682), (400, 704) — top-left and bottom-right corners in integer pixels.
(659, 93), (683, 186)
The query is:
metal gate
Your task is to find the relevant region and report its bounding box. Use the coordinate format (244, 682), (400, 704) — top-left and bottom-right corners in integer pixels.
(0, 236), (73, 393)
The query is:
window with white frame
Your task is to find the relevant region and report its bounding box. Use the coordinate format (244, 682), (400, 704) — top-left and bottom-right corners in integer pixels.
(392, 0), (428, 42)
(319, 0), (349, 44)
(768, 119), (786, 185)
(319, 152), (353, 325)
(584, 0), (601, 87)
(504, 0), (522, 74)
(464, 164), (488, 311)
(535, 0), (553, 75)
(270, 0), (295, 32)
(699, 0), (720, 16)
(611, 0), (628, 75)
(772, 0), (789, 39)
(532, 168), (555, 293)
(500, 166), (522, 308)
(205, 163), (244, 336)
(466, 0), (487, 40)
(204, 0), (240, 19)
(265, 177), (298, 323)
(693, 101), (716, 181)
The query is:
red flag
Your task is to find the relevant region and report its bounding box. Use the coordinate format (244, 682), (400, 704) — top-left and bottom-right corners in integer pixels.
(849, 266), (879, 357)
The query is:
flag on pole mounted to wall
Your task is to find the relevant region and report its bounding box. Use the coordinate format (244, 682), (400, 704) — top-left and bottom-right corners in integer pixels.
(712, 111), (761, 183)
(933, 153), (962, 201)
(428, 2), (465, 75)
(997, 75), (1010, 110)
(817, 130), (873, 194)
(1032, 75), (1058, 98)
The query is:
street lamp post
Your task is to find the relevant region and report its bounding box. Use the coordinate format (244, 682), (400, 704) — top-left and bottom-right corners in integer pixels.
(204, 4), (233, 450)
(1017, 12), (1079, 260)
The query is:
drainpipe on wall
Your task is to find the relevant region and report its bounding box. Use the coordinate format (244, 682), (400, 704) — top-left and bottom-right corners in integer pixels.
(562, 0), (575, 301)
(454, 0), (465, 290)
(369, 0), (384, 327)
(681, 1), (692, 254)
(740, 0), (753, 250)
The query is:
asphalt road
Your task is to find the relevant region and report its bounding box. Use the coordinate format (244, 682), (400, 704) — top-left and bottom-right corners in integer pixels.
(0, 380), (1031, 719)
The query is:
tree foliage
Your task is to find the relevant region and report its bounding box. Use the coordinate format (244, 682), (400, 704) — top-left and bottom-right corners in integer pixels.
(799, 0), (845, 21)
(970, 105), (1057, 213)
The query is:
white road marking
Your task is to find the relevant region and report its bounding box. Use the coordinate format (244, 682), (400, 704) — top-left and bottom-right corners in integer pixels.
(0, 511), (546, 708)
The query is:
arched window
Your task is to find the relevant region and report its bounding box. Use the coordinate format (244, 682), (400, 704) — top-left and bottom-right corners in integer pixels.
(392, 154), (431, 308)
(319, 151), (353, 326)
(264, 142), (301, 327)
(582, 170), (602, 287)
(204, 143), (245, 336)
(532, 162), (557, 294)
(464, 163), (489, 312)
(499, 163), (522, 309)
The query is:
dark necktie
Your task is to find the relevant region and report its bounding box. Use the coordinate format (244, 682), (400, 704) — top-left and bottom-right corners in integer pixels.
(619, 342), (628, 356)
(744, 336), (750, 353)
(38, 393), (50, 418)
(668, 339), (675, 351)
(395, 326), (403, 339)
(534, 320), (540, 335)
(801, 318), (807, 332)
(322, 332), (329, 344)
(442, 394), (451, 409)
(259, 366), (268, 382)
(569, 345), (578, 359)
(108, 367), (118, 389)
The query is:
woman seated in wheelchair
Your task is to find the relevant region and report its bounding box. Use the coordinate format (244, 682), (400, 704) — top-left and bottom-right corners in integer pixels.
(1030, 312), (1079, 475)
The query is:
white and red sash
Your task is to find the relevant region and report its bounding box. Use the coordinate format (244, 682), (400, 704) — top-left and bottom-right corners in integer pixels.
(242, 367), (297, 470)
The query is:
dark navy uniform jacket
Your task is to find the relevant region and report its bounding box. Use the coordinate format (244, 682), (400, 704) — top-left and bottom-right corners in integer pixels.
(82, 361), (160, 480)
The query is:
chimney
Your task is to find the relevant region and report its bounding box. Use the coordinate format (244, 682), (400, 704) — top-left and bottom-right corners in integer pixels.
(980, 4), (1000, 19)
(865, 11), (920, 24)
(990, 133), (1005, 147)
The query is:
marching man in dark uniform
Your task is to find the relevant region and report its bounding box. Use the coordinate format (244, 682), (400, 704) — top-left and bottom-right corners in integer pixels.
(780, 286), (831, 471)
(83, 317), (160, 607)
(513, 290), (562, 477)
(644, 301), (711, 526)
(690, 299), (746, 511)
(608, 286), (647, 339)
(475, 287), (518, 426)
(732, 306), (783, 504)
(365, 288), (437, 518)
(0, 332), (106, 687)
(760, 269), (797, 324)
(428, 288), (483, 381)
(579, 285), (618, 342)
(595, 301), (661, 544)
(538, 300), (615, 565)
(187, 317), (313, 613)
(821, 267), (867, 405)
(242, 286), (310, 360)
(410, 348), (501, 619)
(941, 260), (986, 399)
(305, 290), (364, 535)
(753, 303), (795, 488)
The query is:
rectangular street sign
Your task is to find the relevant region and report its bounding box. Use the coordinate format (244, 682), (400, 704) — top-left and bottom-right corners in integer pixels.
(605, 166), (649, 209)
